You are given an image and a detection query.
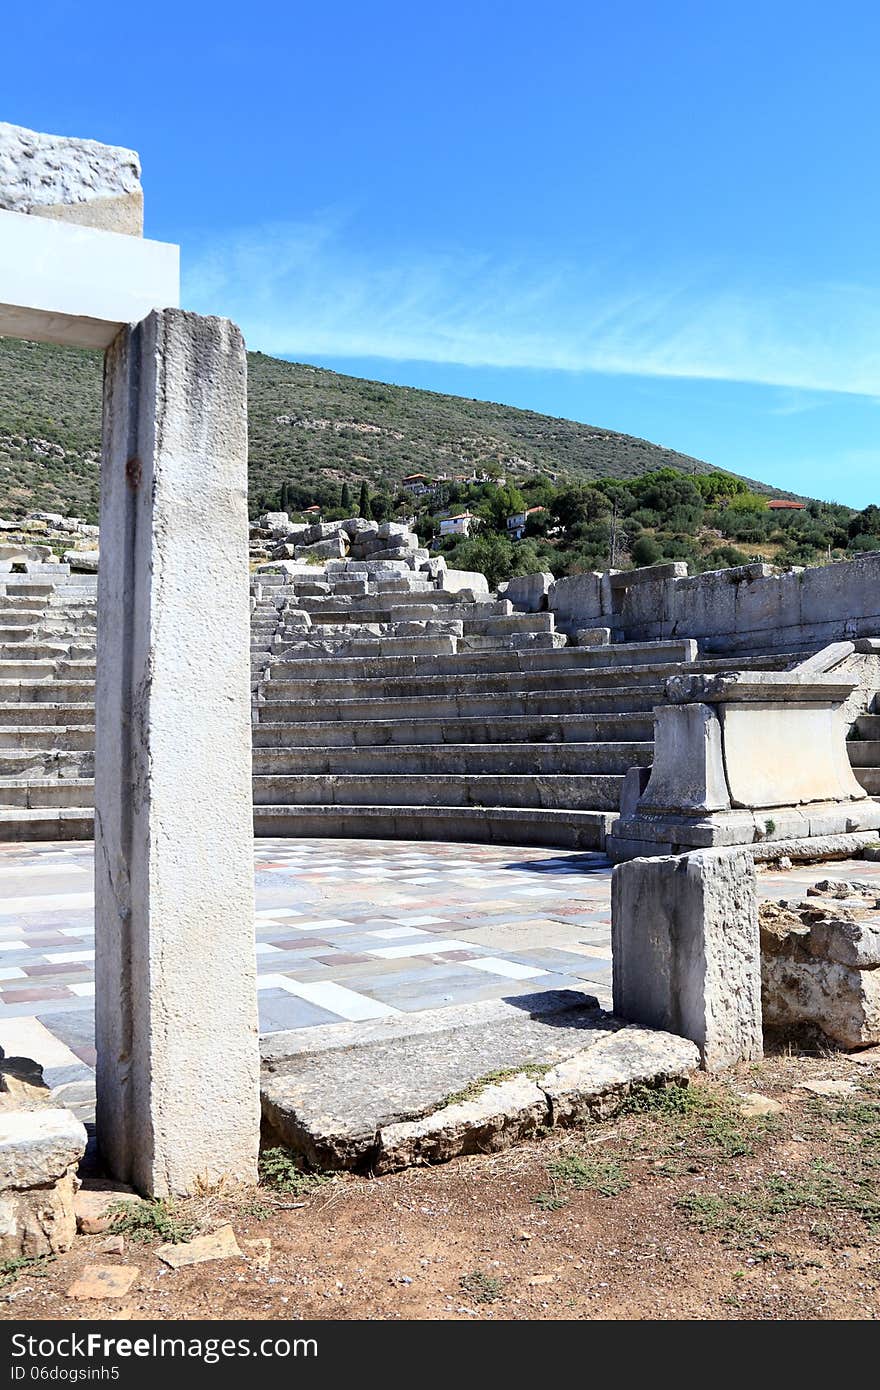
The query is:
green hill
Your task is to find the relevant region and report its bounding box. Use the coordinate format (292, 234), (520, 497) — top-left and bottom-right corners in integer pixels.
(0, 336), (793, 524)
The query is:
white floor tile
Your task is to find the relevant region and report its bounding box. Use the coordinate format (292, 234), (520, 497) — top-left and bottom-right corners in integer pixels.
(463, 957), (548, 980)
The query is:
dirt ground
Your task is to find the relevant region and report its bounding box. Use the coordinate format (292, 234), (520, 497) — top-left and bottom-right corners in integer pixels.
(3, 1045), (880, 1323)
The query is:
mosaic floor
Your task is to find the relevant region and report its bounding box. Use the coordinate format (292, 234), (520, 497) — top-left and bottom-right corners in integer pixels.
(1, 837), (879, 1123)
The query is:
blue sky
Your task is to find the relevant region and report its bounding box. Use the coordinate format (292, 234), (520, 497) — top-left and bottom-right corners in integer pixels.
(6, 1), (880, 505)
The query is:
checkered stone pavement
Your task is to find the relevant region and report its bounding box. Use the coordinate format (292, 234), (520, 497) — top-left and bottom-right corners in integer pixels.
(2, 837), (878, 1124)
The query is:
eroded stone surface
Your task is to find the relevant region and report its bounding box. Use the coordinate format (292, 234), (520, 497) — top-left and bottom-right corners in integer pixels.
(375, 1075), (549, 1172)
(761, 886), (880, 1047)
(0, 121), (143, 234)
(262, 991), (698, 1172)
(0, 1108), (86, 1257)
(612, 848), (763, 1071)
(540, 1026), (699, 1124)
(156, 1224), (241, 1268)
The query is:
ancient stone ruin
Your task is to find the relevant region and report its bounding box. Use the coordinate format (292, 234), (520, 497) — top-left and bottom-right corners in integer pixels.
(2, 119), (880, 1244)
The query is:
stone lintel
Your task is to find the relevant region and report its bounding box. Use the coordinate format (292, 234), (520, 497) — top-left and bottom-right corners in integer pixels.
(0, 208), (179, 350)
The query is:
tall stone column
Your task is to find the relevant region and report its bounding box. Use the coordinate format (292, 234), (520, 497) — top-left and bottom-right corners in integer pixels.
(95, 308), (259, 1196)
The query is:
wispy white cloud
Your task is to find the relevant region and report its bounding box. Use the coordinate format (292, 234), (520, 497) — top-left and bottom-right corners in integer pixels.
(181, 216), (880, 397)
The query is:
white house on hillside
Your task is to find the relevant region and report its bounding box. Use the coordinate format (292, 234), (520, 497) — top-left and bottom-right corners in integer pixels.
(506, 505), (545, 540)
(439, 512), (479, 538)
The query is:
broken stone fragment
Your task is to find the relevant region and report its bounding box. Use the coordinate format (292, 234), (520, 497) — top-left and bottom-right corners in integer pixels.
(74, 1186), (142, 1235)
(0, 1055), (50, 1110)
(375, 1074), (549, 1172)
(539, 1026), (700, 1125)
(67, 1265), (139, 1300)
(156, 1223), (242, 1268)
(0, 1108), (87, 1258)
(760, 898), (880, 1047)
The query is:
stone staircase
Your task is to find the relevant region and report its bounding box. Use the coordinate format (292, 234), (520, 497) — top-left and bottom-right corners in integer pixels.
(849, 692), (880, 797)
(0, 569), (97, 839)
(248, 560), (797, 848)
(0, 556), (839, 849)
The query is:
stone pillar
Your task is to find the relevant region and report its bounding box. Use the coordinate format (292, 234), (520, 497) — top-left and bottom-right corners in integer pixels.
(95, 308), (259, 1196)
(611, 848), (763, 1071)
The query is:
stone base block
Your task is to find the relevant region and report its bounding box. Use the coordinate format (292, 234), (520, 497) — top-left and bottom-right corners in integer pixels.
(612, 847), (763, 1071)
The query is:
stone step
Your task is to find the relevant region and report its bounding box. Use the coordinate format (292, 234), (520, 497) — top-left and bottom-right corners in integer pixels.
(290, 597), (512, 620)
(305, 620), (464, 639)
(268, 636), (459, 660)
(855, 767), (880, 795)
(259, 663), (676, 701)
(0, 596), (47, 611)
(0, 724), (94, 750)
(848, 740), (880, 767)
(0, 660), (96, 680)
(0, 777), (95, 808)
(0, 643), (79, 662)
(0, 702), (95, 726)
(260, 996), (697, 1172)
(0, 806), (94, 841)
(458, 632), (565, 652)
(855, 714), (880, 739)
(461, 612), (553, 636)
(251, 771), (623, 811)
(0, 681), (94, 703)
(0, 749), (93, 778)
(258, 645), (776, 689)
(0, 584), (55, 597)
(0, 610), (41, 626)
(251, 740), (651, 777)
(256, 685), (663, 723)
(0, 662), (59, 681)
(251, 803), (612, 849)
(251, 710), (655, 748)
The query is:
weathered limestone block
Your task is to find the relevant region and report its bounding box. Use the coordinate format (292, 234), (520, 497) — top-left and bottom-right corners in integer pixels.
(549, 571), (605, 629)
(0, 121), (143, 235)
(375, 1075), (549, 1172)
(540, 1026), (699, 1124)
(0, 1055), (50, 1111)
(612, 848), (763, 1070)
(0, 1108), (87, 1257)
(638, 703), (730, 814)
(505, 572), (554, 612)
(441, 568), (490, 596)
(294, 535), (347, 561)
(577, 626), (612, 646)
(342, 517), (378, 539)
(97, 309), (259, 1196)
(302, 521), (347, 544)
(377, 521), (414, 543)
(760, 897), (880, 1047)
(258, 511), (289, 537)
(62, 549), (99, 573)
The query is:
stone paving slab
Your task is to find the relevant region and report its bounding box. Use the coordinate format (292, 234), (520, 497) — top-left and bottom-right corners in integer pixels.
(261, 991), (699, 1171)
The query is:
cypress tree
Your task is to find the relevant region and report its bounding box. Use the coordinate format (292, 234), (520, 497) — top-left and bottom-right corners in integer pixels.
(358, 481), (373, 520)
(341, 481), (351, 513)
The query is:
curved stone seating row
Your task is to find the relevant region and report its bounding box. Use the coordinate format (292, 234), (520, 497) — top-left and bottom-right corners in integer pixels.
(0, 558), (833, 849)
